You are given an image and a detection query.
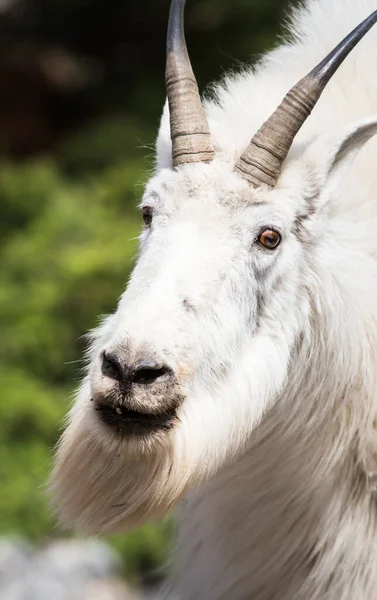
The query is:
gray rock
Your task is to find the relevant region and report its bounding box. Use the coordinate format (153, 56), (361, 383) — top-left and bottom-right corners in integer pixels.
(0, 539), (33, 586)
(34, 539), (119, 583)
(0, 538), (139, 600)
(1, 577), (68, 600)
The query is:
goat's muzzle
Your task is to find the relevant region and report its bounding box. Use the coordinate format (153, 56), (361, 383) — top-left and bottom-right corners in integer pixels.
(92, 351), (183, 437)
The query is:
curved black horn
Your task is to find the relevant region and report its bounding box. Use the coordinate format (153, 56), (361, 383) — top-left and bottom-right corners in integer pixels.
(235, 10), (377, 188)
(166, 0), (215, 167)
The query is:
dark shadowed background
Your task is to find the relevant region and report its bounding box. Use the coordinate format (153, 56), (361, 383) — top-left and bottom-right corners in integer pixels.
(0, 0), (294, 593)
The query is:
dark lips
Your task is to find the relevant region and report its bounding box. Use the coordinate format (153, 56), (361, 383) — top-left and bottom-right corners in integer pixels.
(96, 403), (177, 436)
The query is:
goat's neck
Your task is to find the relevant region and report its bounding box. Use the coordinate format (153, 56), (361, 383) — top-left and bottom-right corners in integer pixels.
(169, 337), (377, 600)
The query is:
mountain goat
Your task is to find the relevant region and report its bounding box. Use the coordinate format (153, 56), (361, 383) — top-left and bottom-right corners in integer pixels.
(51, 0), (377, 597)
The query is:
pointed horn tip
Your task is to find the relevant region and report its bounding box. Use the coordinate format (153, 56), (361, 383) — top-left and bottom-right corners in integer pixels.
(235, 8), (377, 189)
(311, 9), (377, 85)
(167, 0), (187, 55)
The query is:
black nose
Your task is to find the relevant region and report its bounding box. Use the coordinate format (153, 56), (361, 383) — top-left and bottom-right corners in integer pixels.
(101, 353), (170, 387)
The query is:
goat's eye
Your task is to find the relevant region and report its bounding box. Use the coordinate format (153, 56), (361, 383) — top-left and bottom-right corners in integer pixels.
(258, 228), (281, 250)
(142, 206), (153, 227)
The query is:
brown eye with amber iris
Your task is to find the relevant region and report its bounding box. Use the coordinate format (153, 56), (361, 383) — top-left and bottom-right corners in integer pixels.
(258, 228), (281, 250)
(142, 206), (153, 227)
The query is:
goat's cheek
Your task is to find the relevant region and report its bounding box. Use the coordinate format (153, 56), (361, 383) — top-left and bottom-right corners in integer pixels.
(176, 362), (195, 383)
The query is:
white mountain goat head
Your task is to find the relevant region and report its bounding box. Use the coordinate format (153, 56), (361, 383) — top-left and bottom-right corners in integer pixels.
(51, 1), (377, 534)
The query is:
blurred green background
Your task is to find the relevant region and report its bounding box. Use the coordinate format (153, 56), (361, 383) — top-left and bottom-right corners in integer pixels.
(0, 0), (293, 588)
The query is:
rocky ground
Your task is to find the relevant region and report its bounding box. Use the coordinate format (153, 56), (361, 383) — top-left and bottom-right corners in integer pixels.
(0, 538), (152, 600)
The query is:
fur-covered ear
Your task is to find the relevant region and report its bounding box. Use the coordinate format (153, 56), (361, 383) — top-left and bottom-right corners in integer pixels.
(280, 117), (377, 240)
(303, 116), (377, 191)
(155, 101), (173, 172)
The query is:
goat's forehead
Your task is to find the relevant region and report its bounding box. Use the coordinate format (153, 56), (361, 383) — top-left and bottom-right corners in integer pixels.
(143, 163), (268, 211)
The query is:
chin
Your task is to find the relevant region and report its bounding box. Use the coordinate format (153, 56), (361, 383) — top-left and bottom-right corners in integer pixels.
(50, 384), (194, 534)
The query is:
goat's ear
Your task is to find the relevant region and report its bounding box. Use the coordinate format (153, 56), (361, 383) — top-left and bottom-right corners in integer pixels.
(303, 116), (377, 192)
(155, 101), (173, 171)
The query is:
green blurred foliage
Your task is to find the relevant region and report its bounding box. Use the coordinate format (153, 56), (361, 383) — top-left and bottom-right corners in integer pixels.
(0, 108), (177, 581)
(0, 117), (150, 578)
(0, 0), (288, 585)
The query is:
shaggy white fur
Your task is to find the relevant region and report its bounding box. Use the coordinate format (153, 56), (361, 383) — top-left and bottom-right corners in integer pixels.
(52, 1), (377, 598)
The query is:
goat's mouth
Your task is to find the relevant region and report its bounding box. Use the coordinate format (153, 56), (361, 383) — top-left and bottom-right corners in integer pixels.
(95, 403), (178, 436)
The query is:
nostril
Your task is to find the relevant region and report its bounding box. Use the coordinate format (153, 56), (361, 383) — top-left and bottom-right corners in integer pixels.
(133, 362), (170, 385)
(101, 352), (123, 382)
(100, 354), (171, 386)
